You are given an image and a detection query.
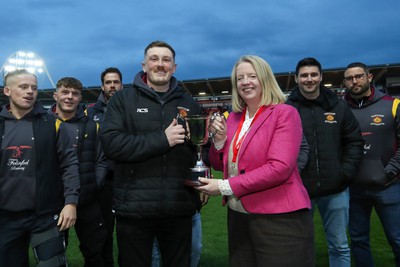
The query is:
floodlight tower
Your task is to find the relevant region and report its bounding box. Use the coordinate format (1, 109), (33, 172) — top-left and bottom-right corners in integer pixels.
(1, 51), (56, 88)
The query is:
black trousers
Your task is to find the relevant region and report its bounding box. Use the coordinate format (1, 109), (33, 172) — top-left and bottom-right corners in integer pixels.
(0, 211), (62, 266)
(228, 208), (315, 267)
(73, 200), (107, 267)
(98, 182), (116, 267)
(116, 216), (192, 267)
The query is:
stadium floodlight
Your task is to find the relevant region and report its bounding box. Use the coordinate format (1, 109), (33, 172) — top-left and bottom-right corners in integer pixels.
(1, 50), (55, 88)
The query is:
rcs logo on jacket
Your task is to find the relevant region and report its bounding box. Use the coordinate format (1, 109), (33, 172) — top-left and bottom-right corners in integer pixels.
(324, 112), (337, 124)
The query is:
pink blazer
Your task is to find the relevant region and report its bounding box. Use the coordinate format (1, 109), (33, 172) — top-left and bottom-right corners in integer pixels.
(209, 104), (311, 214)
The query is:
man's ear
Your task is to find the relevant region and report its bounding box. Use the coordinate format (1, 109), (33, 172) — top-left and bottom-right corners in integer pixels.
(142, 62), (147, 73)
(3, 86), (11, 97)
(367, 73), (373, 83)
(172, 63), (177, 74)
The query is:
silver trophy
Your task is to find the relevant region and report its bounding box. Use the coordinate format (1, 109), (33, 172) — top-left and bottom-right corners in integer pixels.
(184, 115), (210, 186)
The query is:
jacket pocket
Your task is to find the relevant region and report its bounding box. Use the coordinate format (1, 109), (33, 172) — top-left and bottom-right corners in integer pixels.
(354, 159), (388, 186)
(0, 177), (36, 211)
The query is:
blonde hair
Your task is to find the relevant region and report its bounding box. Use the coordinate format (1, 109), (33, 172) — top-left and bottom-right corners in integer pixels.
(4, 69), (37, 86)
(231, 55), (286, 112)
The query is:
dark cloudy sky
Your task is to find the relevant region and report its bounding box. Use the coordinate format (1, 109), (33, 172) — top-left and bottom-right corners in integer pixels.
(1, 0), (399, 89)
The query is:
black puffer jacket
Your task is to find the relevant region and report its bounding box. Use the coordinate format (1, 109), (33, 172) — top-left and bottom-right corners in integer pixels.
(286, 86), (364, 198)
(86, 93), (107, 123)
(100, 71), (200, 218)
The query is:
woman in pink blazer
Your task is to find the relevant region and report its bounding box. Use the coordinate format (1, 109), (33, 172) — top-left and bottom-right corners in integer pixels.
(197, 55), (314, 267)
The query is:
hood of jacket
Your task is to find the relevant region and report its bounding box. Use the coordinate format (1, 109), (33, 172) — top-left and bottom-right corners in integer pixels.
(0, 101), (47, 120)
(96, 91), (107, 105)
(47, 103), (86, 122)
(344, 87), (384, 108)
(132, 71), (185, 103)
(287, 85), (339, 111)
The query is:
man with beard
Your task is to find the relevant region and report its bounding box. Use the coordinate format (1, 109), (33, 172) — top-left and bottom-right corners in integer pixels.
(100, 41), (200, 267)
(286, 57), (364, 267)
(86, 67), (123, 267)
(343, 62), (400, 267)
(87, 67), (123, 122)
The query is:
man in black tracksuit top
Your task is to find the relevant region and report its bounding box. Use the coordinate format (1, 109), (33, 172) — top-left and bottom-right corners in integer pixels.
(101, 41), (200, 267)
(343, 62), (400, 267)
(50, 77), (108, 267)
(86, 67), (123, 267)
(286, 58), (364, 266)
(0, 69), (80, 266)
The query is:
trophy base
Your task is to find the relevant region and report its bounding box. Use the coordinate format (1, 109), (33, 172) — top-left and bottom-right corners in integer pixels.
(184, 179), (205, 187)
(184, 167), (210, 187)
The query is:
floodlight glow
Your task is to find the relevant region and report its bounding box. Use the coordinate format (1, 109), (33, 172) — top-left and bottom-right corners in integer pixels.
(27, 67), (35, 73)
(2, 50), (56, 88)
(34, 60), (43, 66)
(199, 92), (206, 95)
(222, 91), (229, 94)
(4, 65), (16, 72)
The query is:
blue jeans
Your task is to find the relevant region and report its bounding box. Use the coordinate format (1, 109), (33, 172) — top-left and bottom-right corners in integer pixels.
(152, 212), (202, 267)
(312, 188), (350, 267)
(349, 183), (400, 267)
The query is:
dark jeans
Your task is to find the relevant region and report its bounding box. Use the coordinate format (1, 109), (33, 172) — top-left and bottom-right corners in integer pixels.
(151, 211), (202, 267)
(227, 208), (314, 267)
(116, 216), (192, 267)
(349, 183), (400, 267)
(0, 211), (62, 266)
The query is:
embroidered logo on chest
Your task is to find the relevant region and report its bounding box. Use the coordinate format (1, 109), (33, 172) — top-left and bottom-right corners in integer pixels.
(177, 106), (189, 118)
(6, 146), (32, 158)
(324, 112), (337, 124)
(371, 114), (385, 126)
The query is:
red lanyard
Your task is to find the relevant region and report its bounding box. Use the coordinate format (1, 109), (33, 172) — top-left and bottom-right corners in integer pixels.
(232, 106), (265, 163)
